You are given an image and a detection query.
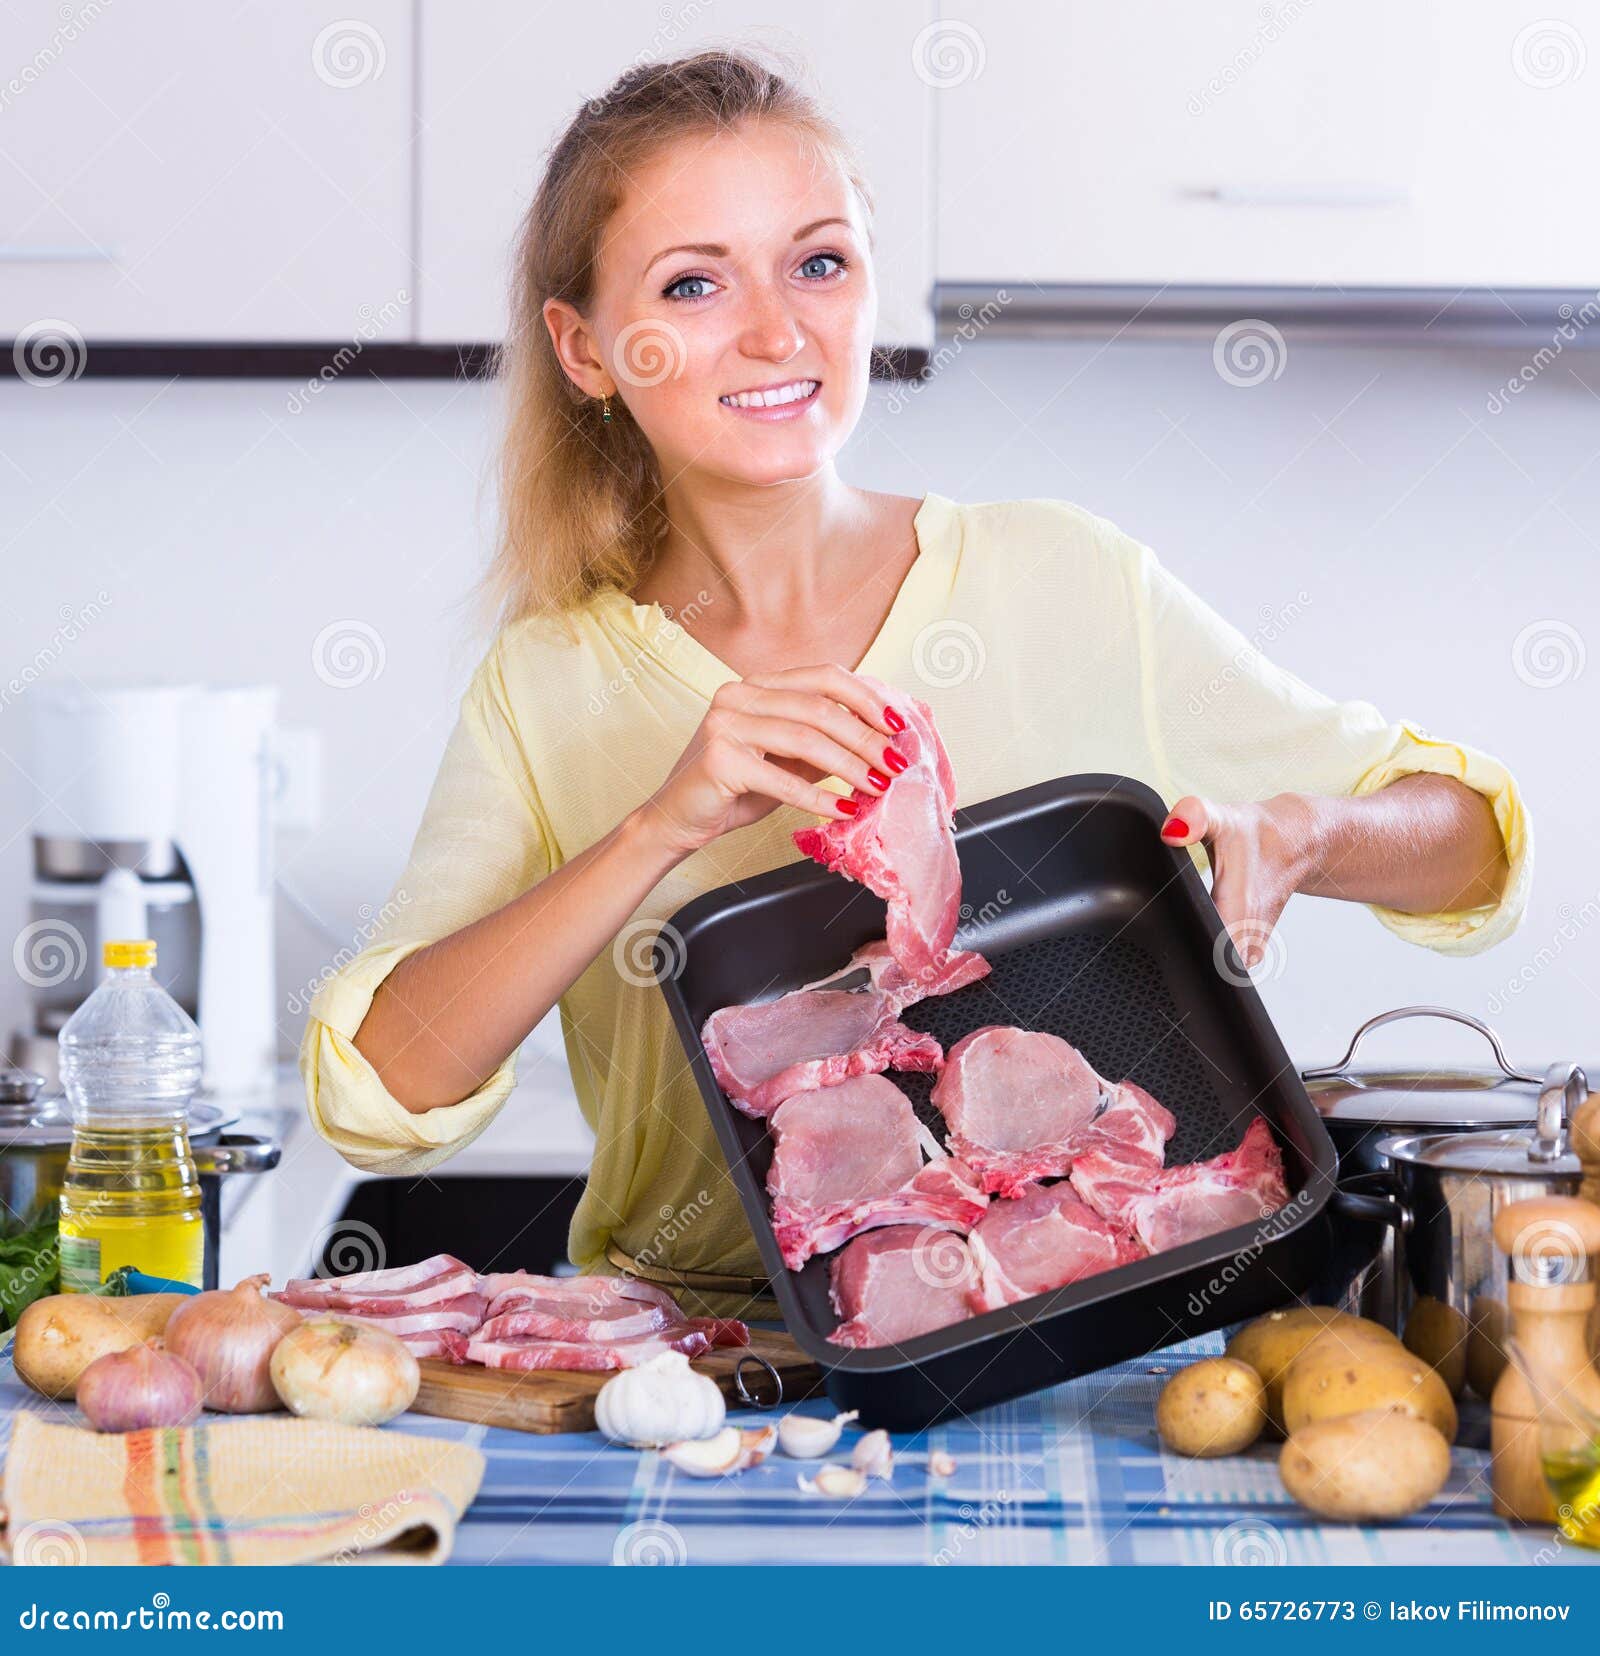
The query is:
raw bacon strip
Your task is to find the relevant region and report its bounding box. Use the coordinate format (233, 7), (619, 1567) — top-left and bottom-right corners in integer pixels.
(477, 1302), (673, 1343)
(687, 1317), (750, 1348)
(1071, 1118), (1288, 1253)
(828, 1226), (978, 1350)
(931, 1026), (1176, 1197)
(465, 1325), (715, 1373)
(767, 1075), (987, 1270)
(278, 1253), (478, 1309)
(480, 1272), (679, 1319)
(278, 1292), (488, 1337)
(792, 677), (963, 980)
(966, 1182), (1146, 1314)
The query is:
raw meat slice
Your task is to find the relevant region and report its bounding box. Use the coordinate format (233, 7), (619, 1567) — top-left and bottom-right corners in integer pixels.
(792, 678), (962, 980)
(767, 1074), (987, 1269)
(930, 1026), (1176, 1196)
(967, 1182), (1146, 1313)
(479, 1272), (679, 1320)
(277, 1253), (478, 1309)
(828, 1225), (978, 1349)
(801, 937), (991, 1011)
(1071, 1118), (1289, 1253)
(464, 1324), (716, 1372)
(701, 984), (942, 1119)
(293, 1293), (488, 1338)
(476, 1301), (673, 1344)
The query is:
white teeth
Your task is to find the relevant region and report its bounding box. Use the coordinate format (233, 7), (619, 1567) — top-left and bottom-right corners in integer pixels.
(720, 380), (818, 409)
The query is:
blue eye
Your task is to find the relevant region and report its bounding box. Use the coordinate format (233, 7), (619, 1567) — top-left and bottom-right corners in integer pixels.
(798, 252), (848, 281)
(664, 272), (717, 302)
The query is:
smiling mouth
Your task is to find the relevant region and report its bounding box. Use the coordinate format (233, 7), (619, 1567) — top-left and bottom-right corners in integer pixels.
(719, 379), (821, 409)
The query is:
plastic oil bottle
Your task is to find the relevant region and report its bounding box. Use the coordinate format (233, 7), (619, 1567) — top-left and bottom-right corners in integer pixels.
(57, 939), (205, 1291)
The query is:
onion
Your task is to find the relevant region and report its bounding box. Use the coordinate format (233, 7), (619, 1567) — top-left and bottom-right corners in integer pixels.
(164, 1274), (302, 1413)
(77, 1339), (204, 1433)
(269, 1316), (419, 1427)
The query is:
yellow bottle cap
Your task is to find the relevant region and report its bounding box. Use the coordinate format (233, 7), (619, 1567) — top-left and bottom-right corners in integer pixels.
(104, 939), (156, 969)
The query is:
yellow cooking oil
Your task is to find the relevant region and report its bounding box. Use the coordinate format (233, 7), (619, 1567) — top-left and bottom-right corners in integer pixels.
(56, 938), (207, 1293)
(1542, 1447), (1600, 1549)
(58, 1120), (204, 1291)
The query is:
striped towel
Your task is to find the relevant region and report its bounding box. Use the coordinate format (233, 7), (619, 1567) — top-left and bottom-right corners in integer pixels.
(0, 1413), (484, 1565)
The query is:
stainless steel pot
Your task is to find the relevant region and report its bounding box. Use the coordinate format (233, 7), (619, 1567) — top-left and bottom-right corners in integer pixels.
(1301, 1005), (1586, 1332)
(0, 1067), (279, 1291)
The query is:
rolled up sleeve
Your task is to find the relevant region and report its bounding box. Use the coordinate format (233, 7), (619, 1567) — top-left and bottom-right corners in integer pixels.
(1123, 529), (1532, 957)
(297, 645), (556, 1174)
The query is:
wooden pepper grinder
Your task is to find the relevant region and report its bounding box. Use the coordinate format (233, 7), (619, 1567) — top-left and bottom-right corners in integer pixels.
(1490, 1194), (1600, 1522)
(1571, 1093), (1600, 1357)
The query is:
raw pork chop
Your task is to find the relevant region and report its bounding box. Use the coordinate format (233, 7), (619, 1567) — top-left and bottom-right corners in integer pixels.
(967, 1182), (1146, 1313)
(828, 1225), (978, 1349)
(1071, 1117), (1288, 1252)
(766, 1074), (988, 1269)
(802, 937), (991, 1007)
(930, 1026), (1176, 1196)
(276, 1252), (478, 1311)
(792, 678), (963, 981)
(479, 1272), (679, 1320)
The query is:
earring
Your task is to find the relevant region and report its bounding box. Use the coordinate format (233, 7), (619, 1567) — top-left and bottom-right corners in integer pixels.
(601, 394), (612, 424)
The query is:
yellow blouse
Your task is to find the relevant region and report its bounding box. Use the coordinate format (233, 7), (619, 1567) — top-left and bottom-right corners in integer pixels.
(299, 493), (1532, 1295)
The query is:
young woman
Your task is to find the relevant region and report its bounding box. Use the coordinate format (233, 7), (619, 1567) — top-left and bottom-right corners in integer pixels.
(301, 48), (1528, 1316)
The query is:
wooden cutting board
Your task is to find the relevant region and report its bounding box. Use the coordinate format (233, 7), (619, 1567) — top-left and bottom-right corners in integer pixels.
(410, 1328), (824, 1435)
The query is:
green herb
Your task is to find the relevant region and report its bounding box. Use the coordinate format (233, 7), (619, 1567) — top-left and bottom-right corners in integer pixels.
(0, 1207), (60, 1330)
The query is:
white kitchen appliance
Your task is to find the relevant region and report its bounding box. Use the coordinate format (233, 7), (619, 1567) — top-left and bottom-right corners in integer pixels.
(13, 684), (279, 1096)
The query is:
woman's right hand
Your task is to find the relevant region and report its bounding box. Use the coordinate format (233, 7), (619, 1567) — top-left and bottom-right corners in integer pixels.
(635, 665), (908, 858)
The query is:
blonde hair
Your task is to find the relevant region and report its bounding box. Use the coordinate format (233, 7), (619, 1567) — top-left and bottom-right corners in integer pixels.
(488, 43), (874, 625)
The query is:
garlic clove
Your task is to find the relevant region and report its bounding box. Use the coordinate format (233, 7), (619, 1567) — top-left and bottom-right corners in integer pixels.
(852, 1427), (894, 1480)
(776, 1408), (859, 1459)
(798, 1463), (869, 1498)
(662, 1427), (746, 1477)
(927, 1449), (957, 1477)
(739, 1425), (777, 1464)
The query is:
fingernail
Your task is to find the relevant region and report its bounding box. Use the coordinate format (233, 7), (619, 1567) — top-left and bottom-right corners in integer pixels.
(867, 768), (891, 792)
(835, 796), (860, 817)
(883, 706), (906, 733)
(882, 748), (909, 775)
(1160, 815), (1189, 840)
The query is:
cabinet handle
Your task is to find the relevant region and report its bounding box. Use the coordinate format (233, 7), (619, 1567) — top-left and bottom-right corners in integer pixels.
(0, 245), (118, 263)
(1192, 185), (1409, 209)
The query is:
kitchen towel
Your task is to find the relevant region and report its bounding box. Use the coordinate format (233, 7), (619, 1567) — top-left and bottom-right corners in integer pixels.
(0, 1411), (485, 1565)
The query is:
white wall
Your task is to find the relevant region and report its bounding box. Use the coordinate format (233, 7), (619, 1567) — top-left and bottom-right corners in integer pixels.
(2, 331), (1595, 1082)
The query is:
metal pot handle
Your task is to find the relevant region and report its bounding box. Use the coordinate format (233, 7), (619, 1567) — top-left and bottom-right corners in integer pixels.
(1301, 1005), (1543, 1085)
(191, 1134), (281, 1176)
(1530, 1062), (1588, 1162)
(1331, 1171), (1414, 1234)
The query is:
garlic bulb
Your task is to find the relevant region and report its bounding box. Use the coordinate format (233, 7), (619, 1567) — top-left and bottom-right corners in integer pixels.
(852, 1428), (894, 1480)
(776, 1409), (858, 1459)
(595, 1351), (725, 1448)
(798, 1464), (868, 1498)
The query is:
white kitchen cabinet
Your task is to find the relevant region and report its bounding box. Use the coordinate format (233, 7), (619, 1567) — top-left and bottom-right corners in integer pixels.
(0, 1), (413, 340)
(416, 1), (935, 350)
(937, 0), (1600, 290)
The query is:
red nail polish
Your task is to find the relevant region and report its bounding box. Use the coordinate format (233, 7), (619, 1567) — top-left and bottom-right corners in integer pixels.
(835, 796), (860, 817)
(882, 748), (909, 775)
(867, 768), (891, 791)
(883, 706), (906, 733)
(1160, 816), (1189, 840)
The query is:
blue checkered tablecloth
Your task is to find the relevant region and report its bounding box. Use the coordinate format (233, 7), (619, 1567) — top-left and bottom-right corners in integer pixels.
(3, 1336), (1594, 1566)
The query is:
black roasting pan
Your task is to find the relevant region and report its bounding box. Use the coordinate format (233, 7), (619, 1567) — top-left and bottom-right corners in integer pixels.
(659, 774), (1338, 1430)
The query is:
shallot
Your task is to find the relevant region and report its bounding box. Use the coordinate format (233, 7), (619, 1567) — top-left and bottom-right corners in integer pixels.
(269, 1316), (419, 1426)
(76, 1339), (203, 1433)
(164, 1274), (301, 1413)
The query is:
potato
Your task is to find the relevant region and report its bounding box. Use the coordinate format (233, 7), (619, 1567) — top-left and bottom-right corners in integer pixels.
(1225, 1308), (1400, 1435)
(1280, 1408), (1451, 1520)
(1281, 1338), (1458, 1443)
(1157, 1358), (1266, 1457)
(13, 1293), (185, 1400)
(1402, 1295), (1468, 1397)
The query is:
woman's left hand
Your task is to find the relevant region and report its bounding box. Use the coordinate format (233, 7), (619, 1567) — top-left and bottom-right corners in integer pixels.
(1158, 794), (1311, 971)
